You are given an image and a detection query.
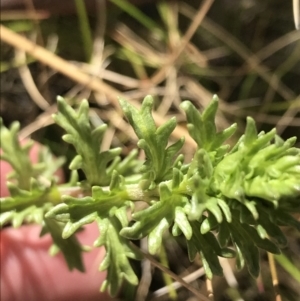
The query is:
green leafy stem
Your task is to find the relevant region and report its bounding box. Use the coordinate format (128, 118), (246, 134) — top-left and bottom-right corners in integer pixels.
(0, 95), (299, 296)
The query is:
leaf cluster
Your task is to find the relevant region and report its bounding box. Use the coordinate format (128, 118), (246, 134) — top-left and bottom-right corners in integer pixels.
(1, 95), (299, 297)
(0, 119), (85, 270)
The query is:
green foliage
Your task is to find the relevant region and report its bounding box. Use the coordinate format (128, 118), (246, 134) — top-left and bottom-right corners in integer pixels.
(1, 120), (35, 190)
(53, 97), (122, 186)
(181, 96), (237, 152)
(0, 119), (84, 269)
(0, 119), (64, 228)
(0, 119), (64, 190)
(45, 171), (140, 295)
(0, 180), (59, 227)
(1, 95), (299, 297)
(95, 216), (141, 296)
(119, 96), (184, 185)
(120, 182), (192, 254)
(41, 217), (85, 272)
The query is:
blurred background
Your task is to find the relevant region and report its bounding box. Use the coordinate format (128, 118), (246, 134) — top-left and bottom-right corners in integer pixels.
(1, 0), (300, 300)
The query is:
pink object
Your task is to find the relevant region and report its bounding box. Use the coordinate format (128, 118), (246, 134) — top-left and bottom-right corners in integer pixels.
(1, 223), (109, 301)
(0, 141), (110, 301)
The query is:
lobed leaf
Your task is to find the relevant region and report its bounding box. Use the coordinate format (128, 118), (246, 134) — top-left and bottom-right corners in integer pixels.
(53, 97), (122, 186)
(95, 217), (140, 296)
(180, 96), (236, 151)
(119, 95), (184, 184)
(41, 218), (85, 272)
(121, 183), (191, 254)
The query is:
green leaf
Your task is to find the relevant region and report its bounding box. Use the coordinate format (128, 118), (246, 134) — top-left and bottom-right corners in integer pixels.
(276, 211), (300, 231)
(180, 96), (236, 151)
(95, 217), (140, 296)
(243, 117), (257, 147)
(53, 97), (121, 186)
(0, 181), (61, 228)
(46, 180), (139, 295)
(240, 223), (280, 254)
(218, 222), (231, 247)
(42, 218), (85, 272)
(0, 119), (64, 190)
(0, 119), (34, 190)
(210, 124), (237, 150)
(119, 95), (184, 183)
(200, 214), (218, 234)
(229, 221), (260, 277)
(186, 221), (224, 278)
(46, 182), (133, 238)
(174, 207), (192, 240)
(234, 243), (245, 271)
(121, 183), (191, 254)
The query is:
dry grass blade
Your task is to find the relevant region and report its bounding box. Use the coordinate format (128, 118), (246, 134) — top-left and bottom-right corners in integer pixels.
(219, 258), (244, 301)
(90, 0), (106, 71)
(180, 3), (296, 101)
(0, 10), (49, 20)
(157, 66), (180, 116)
(0, 25), (121, 106)
(206, 278), (214, 300)
(15, 49), (50, 110)
(229, 108), (300, 127)
(267, 252), (282, 301)
(69, 62), (140, 89)
(294, 0), (300, 29)
(113, 24), (162, 66)
(131, 243), (210, 301)
(253, 31), (300, 62)
(150, 0), (215, 86)
(275, 97), (300, 135)
(100, 70), (140, 88)
(135, 238), (152, 301)
(19, 105), (57, 139)
(0, 24), (195, 147)
(151, 267), (205, 300)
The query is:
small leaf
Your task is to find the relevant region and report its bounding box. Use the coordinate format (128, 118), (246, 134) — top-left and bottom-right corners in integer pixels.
(69, 155), (83, 170)
(148, 218), (170, 254)
(95, 217), (139, 296)
(42, 218), (85, 272)
(241, 223), (280, 254)
(200, 214), (218, 234)
(172, 223), (183, 236)
(218, 222), (231, 247)
(53, 97), (121, 186)
(187, 222), (223, 278)
(234, 243), (245, 270)
(210, 124), (237, 150)
(244, 117), (257, 147)
(119, 96), (183, 183)
(230, 222), (260, 277)
(174, 207), (192, 240)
